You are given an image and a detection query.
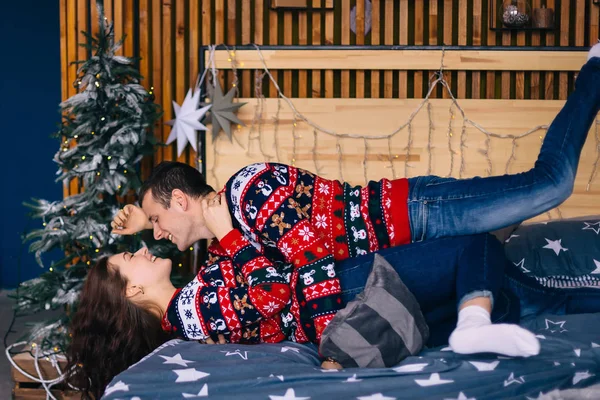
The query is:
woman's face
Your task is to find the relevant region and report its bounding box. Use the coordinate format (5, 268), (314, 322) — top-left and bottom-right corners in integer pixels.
(108, 247), (172, 292)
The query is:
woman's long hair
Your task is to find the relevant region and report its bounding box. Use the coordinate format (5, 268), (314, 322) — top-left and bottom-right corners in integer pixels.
(65, 257), (173, 399)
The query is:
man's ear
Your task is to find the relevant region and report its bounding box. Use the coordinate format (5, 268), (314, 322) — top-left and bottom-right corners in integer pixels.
(125, 285), (144, 298)
(171, 189), (188, 211)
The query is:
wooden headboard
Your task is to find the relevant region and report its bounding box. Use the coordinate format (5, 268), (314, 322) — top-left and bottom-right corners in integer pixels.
(203, 47), (599, 221)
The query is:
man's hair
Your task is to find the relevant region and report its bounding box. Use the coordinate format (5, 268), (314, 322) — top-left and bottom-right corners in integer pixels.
(139, 161), (214, 208)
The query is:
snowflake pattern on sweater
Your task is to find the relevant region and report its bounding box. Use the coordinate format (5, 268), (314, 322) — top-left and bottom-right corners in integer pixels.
(162, 163), (411, 344)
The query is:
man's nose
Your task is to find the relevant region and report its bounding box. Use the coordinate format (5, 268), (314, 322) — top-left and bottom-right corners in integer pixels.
(153, 223), (163, 240)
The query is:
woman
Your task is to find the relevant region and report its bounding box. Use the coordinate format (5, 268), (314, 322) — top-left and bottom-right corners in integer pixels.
(67, 230), (600, 399)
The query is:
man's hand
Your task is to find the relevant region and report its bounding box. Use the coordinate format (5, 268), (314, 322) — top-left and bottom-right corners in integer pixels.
(201, 194), (234, 241)
(111, 204), (152, 235)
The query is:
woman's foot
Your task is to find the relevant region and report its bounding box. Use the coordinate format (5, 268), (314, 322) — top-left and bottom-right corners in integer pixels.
(449, 305), (540, 357)
(588, 42), (600, 61)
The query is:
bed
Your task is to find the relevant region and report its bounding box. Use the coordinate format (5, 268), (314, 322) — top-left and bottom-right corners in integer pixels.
(105, 47), (600, 399)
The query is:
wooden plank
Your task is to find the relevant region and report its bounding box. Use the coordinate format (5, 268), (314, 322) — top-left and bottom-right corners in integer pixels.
(544, 0), (555, 100)
(60, 0), (69, 199)
(385, 0), (394, 98)
(591, 0), (600, 45)
(371, 0), (381, 98)
(11, 352), (68, 383)
(575, 0), (585, 46)
(114, 0), (123, 55)
(176, 0), (186, 163)
(356, 0), (365, 98)
(139, 0), (151, 173)
(242, 0), (251, 97)
(210, 49), (589, 71)
(189, 0), (199, 85)
(13, 386), (78, 400)
(162, 0), (173, 161)
(215, 0), (225, 44)
(472, 0), (482, 99)
(152, 0), (163, 163)
(206, 97), (600, 220)
(486, 0), (497, 100)
(457, 0), (467, 99)
(559, 0), (569, 99)
(91, 0), (99, 35)
(428, 0), (438, 99)
(530, 0), (541, 100)
(501, 31), (510, 99)
(105, 0), (113, 22)
(311, 0), (321, 97)
(341, 0), (350, 98)
(67, 0), (78, 196)
(269, 6), (278, 97)
(283, 10), (292, 97)
(298, 4), (308, 98)
(442, 0), (452, 99)
(124, 0), (134, 55)
(515, 1), (526, 100)
(414, 1), (424, 98)
(399, 0), (409, 98)
(325, 4), (333, 97)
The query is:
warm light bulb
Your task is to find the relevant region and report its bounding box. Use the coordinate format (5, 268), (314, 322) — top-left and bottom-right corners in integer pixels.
(82, 156), (86, 160)
(124, 170), (127, 173)
(178, 263), (183, 267)
(101, 117), (106, 121)
(95, 81), (100, 87)
(74, 135), (79, 139)
(97, 172), (100, 176)
(189, 247), (193, 251)
(89, 235), (93, 239)
(107, 156), (112, 160)
(49, 267), (53, 272)
(95, 249), (100, 253)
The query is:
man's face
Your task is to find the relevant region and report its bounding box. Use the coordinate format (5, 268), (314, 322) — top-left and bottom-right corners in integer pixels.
(141, 190), (198, 251)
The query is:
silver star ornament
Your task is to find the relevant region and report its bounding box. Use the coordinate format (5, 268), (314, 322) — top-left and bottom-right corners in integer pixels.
(204, 81), (246, 141)
(165, 88), (211, 157)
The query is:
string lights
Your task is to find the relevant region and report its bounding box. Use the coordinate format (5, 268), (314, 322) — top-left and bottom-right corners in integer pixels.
(198, 45), (599, 216)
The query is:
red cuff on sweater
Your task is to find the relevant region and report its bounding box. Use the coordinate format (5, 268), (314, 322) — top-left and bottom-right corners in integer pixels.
(218, 228), (247, 256)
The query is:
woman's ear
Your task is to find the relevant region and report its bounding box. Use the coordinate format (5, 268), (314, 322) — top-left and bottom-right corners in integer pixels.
(126, 285), (144, 298)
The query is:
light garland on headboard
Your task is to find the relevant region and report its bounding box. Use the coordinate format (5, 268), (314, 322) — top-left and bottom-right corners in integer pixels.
(199, 44), (600, 220)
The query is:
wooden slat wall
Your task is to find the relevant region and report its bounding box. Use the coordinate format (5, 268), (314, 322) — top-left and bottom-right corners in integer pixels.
(59, 0), (600, 195)
(207, 97), (600, 221)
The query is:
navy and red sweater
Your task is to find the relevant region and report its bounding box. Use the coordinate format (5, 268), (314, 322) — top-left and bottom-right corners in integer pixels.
(161, 163), (411, 344)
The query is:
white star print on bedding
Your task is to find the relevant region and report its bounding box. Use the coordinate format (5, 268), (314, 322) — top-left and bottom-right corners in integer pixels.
(542, 238), (568, 256)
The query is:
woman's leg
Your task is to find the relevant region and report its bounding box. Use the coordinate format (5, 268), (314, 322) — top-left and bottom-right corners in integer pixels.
(407, 53), (600, 242)
(503, 260), (600, 320)
(336, 234), (539, 355)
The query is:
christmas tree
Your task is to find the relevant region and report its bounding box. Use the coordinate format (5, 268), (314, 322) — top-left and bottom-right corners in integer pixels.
(16, 6), (174, 353)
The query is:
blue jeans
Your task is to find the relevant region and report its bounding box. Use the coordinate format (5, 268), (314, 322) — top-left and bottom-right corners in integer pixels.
(406, 57), (600, 242)
(335, 233), (517, 347)
(336, 233), (600, 347)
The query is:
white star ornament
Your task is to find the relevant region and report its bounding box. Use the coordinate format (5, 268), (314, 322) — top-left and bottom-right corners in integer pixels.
(165, 88), (211, 157)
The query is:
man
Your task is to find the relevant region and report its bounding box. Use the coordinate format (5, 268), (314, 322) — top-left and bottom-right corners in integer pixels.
(113, 44), (600, 351)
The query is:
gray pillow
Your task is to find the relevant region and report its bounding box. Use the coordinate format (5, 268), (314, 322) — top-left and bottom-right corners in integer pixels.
(319, 254), (429, 368)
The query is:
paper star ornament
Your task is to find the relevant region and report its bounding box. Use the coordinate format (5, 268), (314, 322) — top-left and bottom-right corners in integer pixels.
(165, 88), (211, 157)
(204, 81), (246, 141)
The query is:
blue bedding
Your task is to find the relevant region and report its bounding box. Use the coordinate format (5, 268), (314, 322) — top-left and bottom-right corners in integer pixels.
(103, 312), (600, 400)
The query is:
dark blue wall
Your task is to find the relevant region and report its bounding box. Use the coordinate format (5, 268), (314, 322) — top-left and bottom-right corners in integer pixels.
(1, 2), (62, 288)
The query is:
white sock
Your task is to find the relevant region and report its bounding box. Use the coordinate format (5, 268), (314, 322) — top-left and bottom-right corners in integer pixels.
(448, 305), (540, 357)
(588, 42), (600, 61)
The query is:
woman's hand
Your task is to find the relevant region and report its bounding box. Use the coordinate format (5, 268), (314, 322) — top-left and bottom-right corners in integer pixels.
(201, 193), (234, 241)
(201, 334), (227, 345)
(111, 204), (152, 235)
(321, 359), (343, 370)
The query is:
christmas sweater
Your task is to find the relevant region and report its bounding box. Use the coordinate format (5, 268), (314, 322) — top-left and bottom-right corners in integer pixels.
(161, 162), (411, 344)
